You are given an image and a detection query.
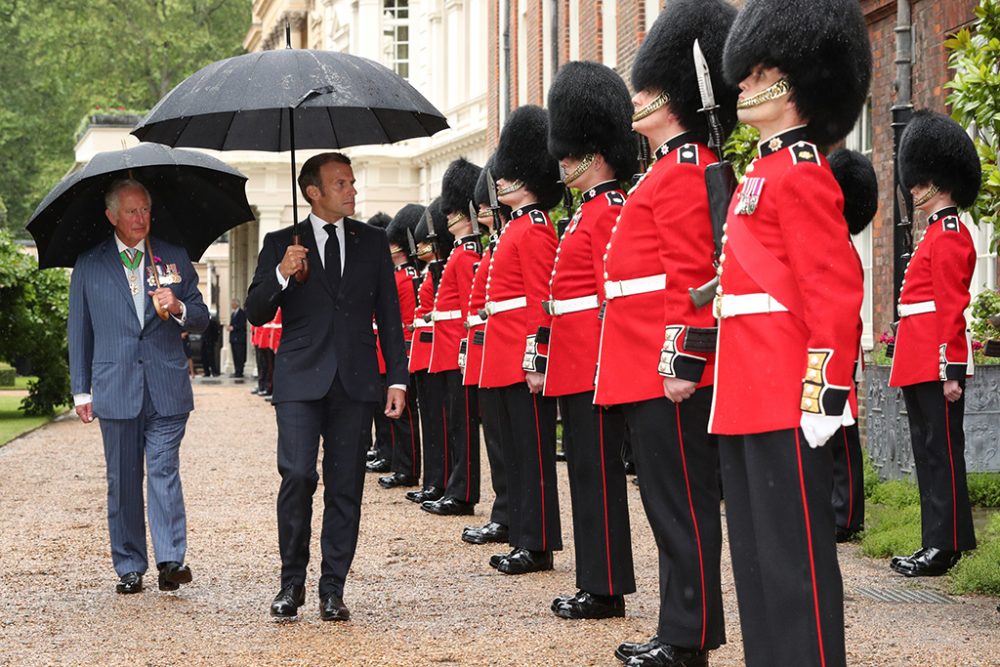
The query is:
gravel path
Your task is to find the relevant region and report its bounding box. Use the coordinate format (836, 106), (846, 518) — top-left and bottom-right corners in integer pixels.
(1, 381), (997, 666)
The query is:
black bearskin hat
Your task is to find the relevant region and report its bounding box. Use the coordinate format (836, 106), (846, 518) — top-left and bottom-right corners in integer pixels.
(899, 110), (981, 209)
(547, 61), (637, 182)
(441, 158), (482, 216)
(473, 155), (512, 223)
(631, 0), (738, 144)
(386, 203), (425, 251)
(493, 105), (564, 210)
(414, 198), (453, 260)
(723, 0), (872, 146)
(366, 212), (391, 230)
(828, 149), (878, 236)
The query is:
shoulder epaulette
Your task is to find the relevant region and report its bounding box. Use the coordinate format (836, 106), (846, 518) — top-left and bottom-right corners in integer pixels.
(943, 216), (960, 232)
(463, 241), (480, 252)
(677, 144), (700, 165)
(789, 141), (820, 165)
(605, 191), (625, 207)
(405, 266), (417, 277)
(529, 210), (548, 225)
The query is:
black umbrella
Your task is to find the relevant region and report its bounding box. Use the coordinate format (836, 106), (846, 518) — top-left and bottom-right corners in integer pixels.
(26, 142), (254, 269)
(130, 27), (449, 281)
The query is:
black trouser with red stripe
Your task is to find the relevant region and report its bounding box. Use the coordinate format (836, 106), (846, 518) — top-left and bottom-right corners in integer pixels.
(831, 423), (864, 533)
(560, 391), (635, 596)
(493, 382), (561, 552)
(719, 428), (844, 667)
(624, 390), (724, 651)
(413, 370), (446, 490)
(478, 387), (509, 526)
(901, 380), (976, 551)
(440, 370), (481, 503)
(389, 373), (422, 479)
(372, 373), (393, 461)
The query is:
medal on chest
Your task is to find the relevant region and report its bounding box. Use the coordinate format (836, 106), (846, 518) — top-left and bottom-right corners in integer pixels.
(128, 270), (141, 295)
(735, 177), (765, 215)
(146, 262), (182, 287)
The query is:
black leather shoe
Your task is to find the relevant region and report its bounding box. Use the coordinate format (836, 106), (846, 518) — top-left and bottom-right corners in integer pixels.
(421, 496), (475, 516)
(890, 547), (926, 569)
(406, 486), (444, 504)
(555, 449), (567, 462)
(489, 547), (517, 569)
(366, 458), (390, 473)
(157, 561), (192, 591)
(319, 593), (350, 621)
(378, 472), (418, 489)
(836, 526), (862, 543)
(270, 585), (306, 619)
(462, 522), (509, 545)
(623, 461), (637, 476)
(632, 476), (640, 487)
(115, 572), (143, 595)
(625, 645), (708, 667)
(892, 547), (960, 577)
(615, 638), (662, 663)
(366, 448), (378, 462)
(552, 590), (625, 619)
(498, 548), (553, 575)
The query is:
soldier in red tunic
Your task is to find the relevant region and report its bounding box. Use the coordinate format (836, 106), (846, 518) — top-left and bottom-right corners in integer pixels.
(827, 149), (879, 543)
(541, 61), (637, 621)
(374, 205), (425, 489)
(404, 202), (452, 504)
(422, 159), (485, 516)
(460, 158), (512, 546)
(888, 110), (980, 577)
(711, 1), (870, 665)
(596, 2), (737, 665)
(479, 106), (564, 575)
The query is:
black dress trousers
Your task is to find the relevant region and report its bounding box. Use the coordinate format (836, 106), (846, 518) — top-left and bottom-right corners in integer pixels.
(901, 380), (976, 552)
(441, 370), (481, 503)
(275, 374), (375, 598)
(831, 423), (865, 533)
(495, 382), (562, 553)
(478, 387), (509, 527)
(561, 391), (635, 596)
(719, 428), (845, 667)
(624, 390), (725, 651)
(414, 369), (447, 490)
(389, 373), (422, 479)
(372, 373), (394, 461)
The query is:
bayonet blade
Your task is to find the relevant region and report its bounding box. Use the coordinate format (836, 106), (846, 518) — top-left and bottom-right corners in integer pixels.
(896, 185), (912, 227)
(693, 39), (717, 110)
(469, 201), (480, 237)
(406, 227), (417, 257)
(486, 168), (500, 210)
(423, 208), (435, 238)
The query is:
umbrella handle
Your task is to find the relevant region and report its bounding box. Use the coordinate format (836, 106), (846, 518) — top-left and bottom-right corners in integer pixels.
(145, 237), (171, 321)
(291, 233), (310, 283)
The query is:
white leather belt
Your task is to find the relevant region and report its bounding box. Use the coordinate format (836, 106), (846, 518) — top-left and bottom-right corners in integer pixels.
(466, 313), (487, 327)
(431, 309), (462, 322)
(544, 294), (600, 316)
(604, 274), (666, 300)
(412, 318), (433, 329)
(485, 296), (527, 316)
(898, 300), (936, 318)
(718, 293), (789, 318)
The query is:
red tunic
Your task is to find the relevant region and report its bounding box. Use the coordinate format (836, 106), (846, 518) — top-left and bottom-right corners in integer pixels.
(543, 182), (623, 397)
(595, 136), (716, 405)
(407, 267), (437, 373)
(479, 206), (558, 389)
(709, 129), (863, 435)
(462, 247), (491, 387)
(429, 237), (481, 373)
(889, 208), (976, 387)
(267, 308), (283, 352)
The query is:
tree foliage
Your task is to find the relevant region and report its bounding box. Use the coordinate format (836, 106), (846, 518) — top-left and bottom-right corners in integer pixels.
(0, 230), (71, 415)
(945, 0), (1000, 251)
(0, 0), (250, 235)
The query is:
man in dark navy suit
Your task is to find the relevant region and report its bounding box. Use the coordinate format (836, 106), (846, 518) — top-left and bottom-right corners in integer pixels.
(246, 152), (408, 622)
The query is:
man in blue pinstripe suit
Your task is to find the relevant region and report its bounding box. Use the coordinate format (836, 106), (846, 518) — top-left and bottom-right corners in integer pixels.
(68, 179), (209, 595)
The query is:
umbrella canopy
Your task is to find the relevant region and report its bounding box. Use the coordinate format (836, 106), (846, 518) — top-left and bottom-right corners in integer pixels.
(131, 48), (449, 150)
(26, 143), (254, 269)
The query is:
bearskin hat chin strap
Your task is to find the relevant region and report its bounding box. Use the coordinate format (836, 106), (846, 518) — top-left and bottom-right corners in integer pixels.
(632, 91), (671, 122)
(563, 154), (595, 186)
(913, 184), (940, 208)
(496, 180), (525, 196)
(736, 77), (791, 110)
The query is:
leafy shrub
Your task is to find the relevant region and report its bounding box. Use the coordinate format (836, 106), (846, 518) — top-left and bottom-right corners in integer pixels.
(967, 473), (1000, 508)
(950, 513), (1000, 596)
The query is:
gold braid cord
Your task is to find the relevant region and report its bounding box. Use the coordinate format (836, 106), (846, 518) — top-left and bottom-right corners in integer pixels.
(563, 154), (595, 185)
(496, 180), (525, 196)
(632, 91), (670, 122)
(737, 78), (791, 110)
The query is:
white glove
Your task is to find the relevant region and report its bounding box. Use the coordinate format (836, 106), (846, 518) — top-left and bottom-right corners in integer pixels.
(800, 412), (842, 449)
(841, 409), (856, 427)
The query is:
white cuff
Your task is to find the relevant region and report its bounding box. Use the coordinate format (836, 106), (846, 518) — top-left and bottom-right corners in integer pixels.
(275, 265), (290, 290)
(388, 384), (407, 392)
(73, 393), (92, 407)
(171, 301), (187, 326)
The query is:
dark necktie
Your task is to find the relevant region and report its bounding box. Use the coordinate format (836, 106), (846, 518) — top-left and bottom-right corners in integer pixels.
(323, 223), (342, 293)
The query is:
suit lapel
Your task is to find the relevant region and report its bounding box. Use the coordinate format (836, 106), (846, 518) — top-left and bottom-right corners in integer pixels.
(103, 239), (137, 311)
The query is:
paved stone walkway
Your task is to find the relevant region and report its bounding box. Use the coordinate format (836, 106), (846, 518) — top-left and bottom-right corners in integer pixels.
(0, 382), (997, 666)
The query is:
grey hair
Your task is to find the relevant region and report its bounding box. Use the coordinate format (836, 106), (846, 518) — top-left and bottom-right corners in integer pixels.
(105, 178), (151, 213)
